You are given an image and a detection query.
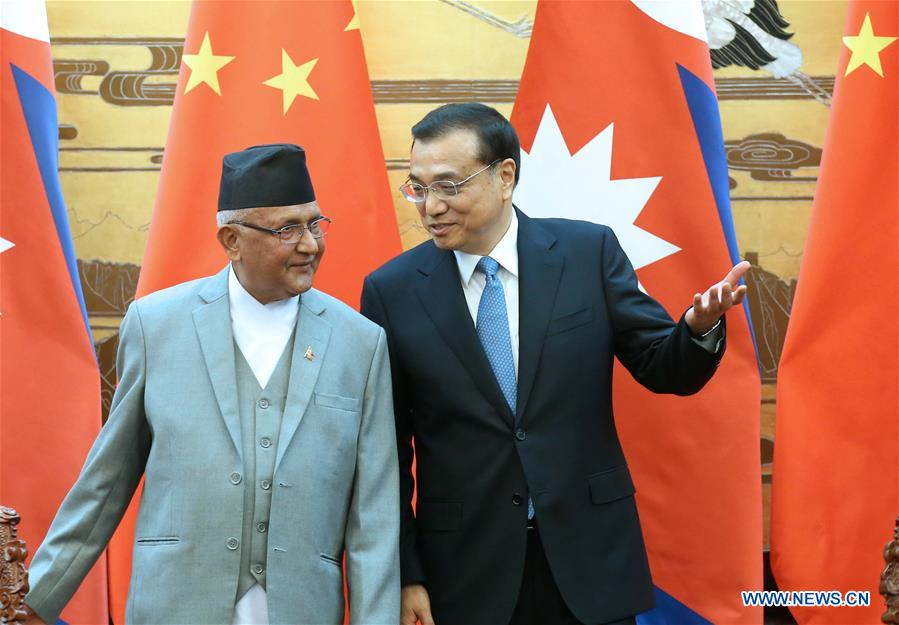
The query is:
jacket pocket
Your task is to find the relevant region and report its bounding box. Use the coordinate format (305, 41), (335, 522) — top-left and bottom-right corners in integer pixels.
(588, 465), (635, 505)
(313, 392), (361, 413)
(417, 500), (463, 532)
(547, 306), (595, 336)
(135, 536), (180, 546)
(319, 553), (343, 567)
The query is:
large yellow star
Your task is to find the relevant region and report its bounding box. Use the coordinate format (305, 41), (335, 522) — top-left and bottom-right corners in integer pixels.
(842, 12), (897, 77)
(182, 32), (235, 95)
(262, 50), (319, 114)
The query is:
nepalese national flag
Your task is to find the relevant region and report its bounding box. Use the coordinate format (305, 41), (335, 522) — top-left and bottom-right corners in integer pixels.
(511, 2), (762, 624)
(0, 2), (109, 624)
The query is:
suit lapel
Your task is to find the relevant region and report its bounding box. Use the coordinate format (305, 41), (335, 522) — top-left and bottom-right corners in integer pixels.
(193, 267), (242, 460)
(516, 209), (563, 422)
(275, 289), (331, 471)
(415, 245), (515, 428)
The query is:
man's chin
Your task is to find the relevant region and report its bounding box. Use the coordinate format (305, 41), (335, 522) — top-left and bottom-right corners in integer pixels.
(431, 236), (459, 251)
(289, 281), (313, 296)
(278, 277), (312, 298)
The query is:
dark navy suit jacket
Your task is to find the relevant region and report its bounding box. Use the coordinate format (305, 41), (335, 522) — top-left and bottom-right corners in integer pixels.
(361, 209), (724, 625)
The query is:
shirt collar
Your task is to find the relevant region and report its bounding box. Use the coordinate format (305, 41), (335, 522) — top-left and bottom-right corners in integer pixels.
(454, 209), (519, 285)
(228, 264), (300, 324)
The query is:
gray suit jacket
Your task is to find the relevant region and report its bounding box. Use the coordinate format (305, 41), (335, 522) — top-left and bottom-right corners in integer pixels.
(25, 267), (400, 625)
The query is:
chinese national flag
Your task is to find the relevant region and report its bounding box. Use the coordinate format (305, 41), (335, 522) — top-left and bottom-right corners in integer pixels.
(770, 2), (897, 623)
(511, 2), (761, 624)
(108, 1), (399, 621)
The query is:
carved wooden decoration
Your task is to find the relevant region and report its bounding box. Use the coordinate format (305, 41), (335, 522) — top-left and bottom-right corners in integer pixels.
(0, 507), (29, 624)
(882, 516), (899, 624)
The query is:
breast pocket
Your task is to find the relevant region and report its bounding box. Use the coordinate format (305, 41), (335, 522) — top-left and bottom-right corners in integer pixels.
(313, 392), (361, 413)
(307, 393), (362, 471)
(547, 306), (595, 336)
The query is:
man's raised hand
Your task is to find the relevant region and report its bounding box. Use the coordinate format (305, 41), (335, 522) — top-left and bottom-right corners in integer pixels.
(685, 260), (750, 335)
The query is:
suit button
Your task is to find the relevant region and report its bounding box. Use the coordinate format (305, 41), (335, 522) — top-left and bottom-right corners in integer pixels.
(512, 493), (523, 506)
(253, 563), (265, 575)
(226, 537), (240, 550)
(515, 429), (526, 441)
(229, 472), (242, 485)
(260, 479), (271, 490)
(256, 521), (268, 533)
(258, 398), (270, 409)
(260, 437), (272, 448)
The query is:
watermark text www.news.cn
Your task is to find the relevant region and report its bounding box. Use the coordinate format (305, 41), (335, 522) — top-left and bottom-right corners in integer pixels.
(741, 590), (870, 607)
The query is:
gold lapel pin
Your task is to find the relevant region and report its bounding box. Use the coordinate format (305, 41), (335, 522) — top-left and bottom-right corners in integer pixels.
(304, 346), (315, 361)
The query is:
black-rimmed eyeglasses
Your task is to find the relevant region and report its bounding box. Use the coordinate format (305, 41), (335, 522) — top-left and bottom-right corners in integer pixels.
(230, 216), (331, 245)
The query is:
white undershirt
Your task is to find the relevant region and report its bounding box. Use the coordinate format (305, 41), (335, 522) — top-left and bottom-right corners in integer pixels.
(453, 210), (520, 376)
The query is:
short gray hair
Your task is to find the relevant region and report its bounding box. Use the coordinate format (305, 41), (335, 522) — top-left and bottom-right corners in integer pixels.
(216, 207), (256, 228)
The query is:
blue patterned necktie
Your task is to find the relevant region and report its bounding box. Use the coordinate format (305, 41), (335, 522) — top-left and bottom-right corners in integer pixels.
(475, 256), (534, 519)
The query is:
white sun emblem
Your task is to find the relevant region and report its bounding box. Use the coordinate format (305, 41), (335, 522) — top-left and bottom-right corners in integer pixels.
(515, 104), (680, 277)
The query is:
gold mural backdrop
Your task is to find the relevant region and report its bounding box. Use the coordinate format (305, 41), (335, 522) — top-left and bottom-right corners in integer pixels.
(46, 0), (845, 550)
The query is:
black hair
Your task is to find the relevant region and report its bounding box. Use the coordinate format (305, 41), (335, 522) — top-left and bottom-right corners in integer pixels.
(411, 102), (521, 185)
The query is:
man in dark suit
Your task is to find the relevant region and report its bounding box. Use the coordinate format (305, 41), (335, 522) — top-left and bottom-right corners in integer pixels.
(361, 103), (748, 625)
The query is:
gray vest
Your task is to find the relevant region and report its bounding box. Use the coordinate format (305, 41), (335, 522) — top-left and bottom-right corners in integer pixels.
(234, 331), (295, 600)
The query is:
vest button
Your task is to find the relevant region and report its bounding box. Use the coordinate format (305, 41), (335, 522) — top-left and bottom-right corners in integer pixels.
(253, 563), (265, 575)
(258, 398), (270, 409)
(226, 537), (240, 550)
(256, 521), (268, 533)
(260, 479), (271, 490)
(229, 472), (242, 485)
(515, 429), (526, 441)
(260, 437), (272, 449)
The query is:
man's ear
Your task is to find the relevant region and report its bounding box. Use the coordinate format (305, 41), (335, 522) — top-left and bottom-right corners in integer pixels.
(217, 225), (241, 261)
(500, 158), (516, 201)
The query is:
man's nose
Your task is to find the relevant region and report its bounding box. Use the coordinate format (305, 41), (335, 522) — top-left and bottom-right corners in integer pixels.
(294, 228), (318, 252)
(423, 190), (446, 216)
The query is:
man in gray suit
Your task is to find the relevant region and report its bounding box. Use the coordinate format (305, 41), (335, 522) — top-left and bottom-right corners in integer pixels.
(23, 144), (400, 625)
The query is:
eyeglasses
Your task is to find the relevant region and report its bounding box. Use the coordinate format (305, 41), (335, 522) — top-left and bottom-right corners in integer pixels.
(399, 159), (501, 203)
(230, 216), (331, 245)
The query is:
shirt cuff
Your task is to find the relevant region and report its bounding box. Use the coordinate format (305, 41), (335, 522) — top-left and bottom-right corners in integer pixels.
(690, 319), (724, 353)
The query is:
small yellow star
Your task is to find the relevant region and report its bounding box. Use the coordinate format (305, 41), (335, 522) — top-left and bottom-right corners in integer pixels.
(842, 12), (897, 77)
(262, 49), (319, 114)
(182, 32), (235, 95)
(345, 0), (360, 31)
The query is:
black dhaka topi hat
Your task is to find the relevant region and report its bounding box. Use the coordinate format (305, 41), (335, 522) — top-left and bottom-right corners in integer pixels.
(218, 143), (315, 211)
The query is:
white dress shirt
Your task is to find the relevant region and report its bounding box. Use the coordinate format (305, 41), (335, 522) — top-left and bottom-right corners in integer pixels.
(227, 265), (299, 625)
(228, 265), (300, 388)
(454, 210), (520, 375)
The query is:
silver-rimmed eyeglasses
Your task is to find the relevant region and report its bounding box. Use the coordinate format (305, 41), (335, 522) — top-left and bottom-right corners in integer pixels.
(399, 159), (501, 203)
(230, 216), (331, 245)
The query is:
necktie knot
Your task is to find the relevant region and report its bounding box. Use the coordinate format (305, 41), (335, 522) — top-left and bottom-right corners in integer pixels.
(476, 256), (500, 279)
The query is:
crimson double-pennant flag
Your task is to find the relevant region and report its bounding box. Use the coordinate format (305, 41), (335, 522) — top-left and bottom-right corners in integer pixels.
(511, 2), (763, 623)
(1, 2), (109, 623)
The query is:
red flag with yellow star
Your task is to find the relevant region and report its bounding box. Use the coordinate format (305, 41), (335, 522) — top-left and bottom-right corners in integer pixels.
(108, 1), (399, 621)
(770, 1), (897, 623)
